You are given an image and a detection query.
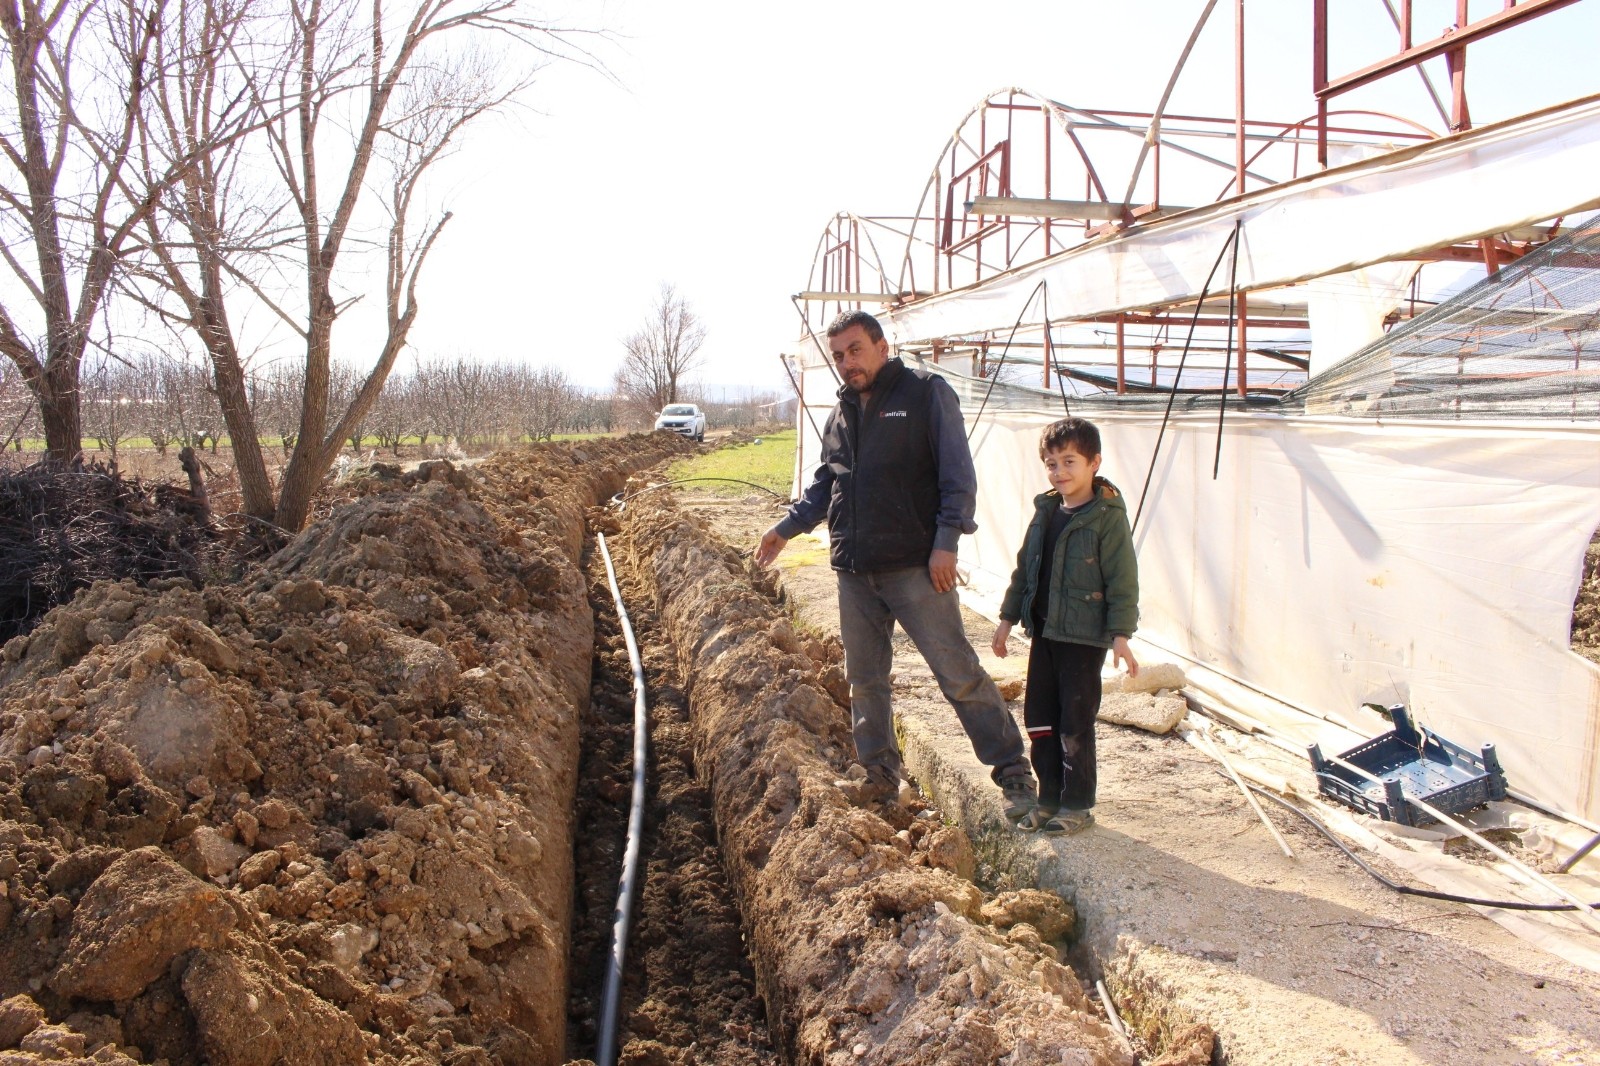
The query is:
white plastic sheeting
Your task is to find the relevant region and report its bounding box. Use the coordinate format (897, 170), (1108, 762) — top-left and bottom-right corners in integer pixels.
(880, 93), (1600, 346)
(1303, 262), (1420, 377)
(955, 409), (1600, 824)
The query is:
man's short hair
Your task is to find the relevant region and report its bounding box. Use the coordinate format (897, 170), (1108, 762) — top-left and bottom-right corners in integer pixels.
(826, 310), (884, 344)
(1040, 416), (1102, 460)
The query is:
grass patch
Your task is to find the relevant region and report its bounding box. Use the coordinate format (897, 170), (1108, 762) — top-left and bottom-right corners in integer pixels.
(667, 429), (795, 497)
(772, 533), (828, 568)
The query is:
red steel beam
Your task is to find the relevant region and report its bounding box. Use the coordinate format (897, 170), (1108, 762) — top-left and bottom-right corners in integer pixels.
(1316, 0), (1582, 100)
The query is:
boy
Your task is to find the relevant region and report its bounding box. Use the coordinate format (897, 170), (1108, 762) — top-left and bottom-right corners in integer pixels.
(991, 417), (1139, 834)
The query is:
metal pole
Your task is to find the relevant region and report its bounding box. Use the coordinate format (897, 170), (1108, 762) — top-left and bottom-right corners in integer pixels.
(1115, 314), (1126, 395)
(1235, 0), (1247, 195)
(1313, 0), (1329, 166)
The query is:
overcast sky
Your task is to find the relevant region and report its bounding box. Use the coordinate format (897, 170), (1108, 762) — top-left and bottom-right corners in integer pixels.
(380, 0), (1600, 396)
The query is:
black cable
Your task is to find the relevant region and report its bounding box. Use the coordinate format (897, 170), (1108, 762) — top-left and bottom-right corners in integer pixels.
(1131, 227), (1240, 535)
(966, 279), (1047, 443)
(1044, 282), (1072, 416)
(1245, 780), (1599, 912)
(1212, 220), (1242, 480)
(789, 296), (843, 389)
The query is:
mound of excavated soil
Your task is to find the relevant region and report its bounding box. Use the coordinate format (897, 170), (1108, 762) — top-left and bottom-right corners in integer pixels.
(0, 437), (692, 1066)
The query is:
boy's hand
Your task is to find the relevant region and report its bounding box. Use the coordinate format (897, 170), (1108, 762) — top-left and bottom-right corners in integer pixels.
(1112, 635), (1139, 678)
(991, 620), (1013, 658)
(928, 549), (958, 593)
(755, 527), (788, 568)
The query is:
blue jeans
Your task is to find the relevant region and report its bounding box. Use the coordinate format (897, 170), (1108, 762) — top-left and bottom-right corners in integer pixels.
(836, 567), (1029, 786)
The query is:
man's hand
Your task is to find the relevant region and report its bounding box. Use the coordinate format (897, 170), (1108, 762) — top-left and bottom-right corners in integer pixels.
(991, 619), (1013, 658)
(755, 527), (789, 568)
(928, 548), (958, 594)
(1112, 635), (1139, 678)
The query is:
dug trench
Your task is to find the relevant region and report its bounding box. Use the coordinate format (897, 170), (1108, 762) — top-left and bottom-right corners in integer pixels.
(580, 482), (1166, 1066)
(0, 441), (1170, 1066)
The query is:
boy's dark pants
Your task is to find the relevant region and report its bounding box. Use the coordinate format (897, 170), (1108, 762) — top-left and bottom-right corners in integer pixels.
(1023, 637), (1107, 811)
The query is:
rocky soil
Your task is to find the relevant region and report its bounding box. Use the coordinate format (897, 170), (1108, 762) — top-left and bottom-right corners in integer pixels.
(0, 436), (692, 1066)
(1570, 535), (1600, 665)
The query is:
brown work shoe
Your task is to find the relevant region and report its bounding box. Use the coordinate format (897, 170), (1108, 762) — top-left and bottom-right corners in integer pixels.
(834, 768), (899, 807)
(999, 774), (1038, 820)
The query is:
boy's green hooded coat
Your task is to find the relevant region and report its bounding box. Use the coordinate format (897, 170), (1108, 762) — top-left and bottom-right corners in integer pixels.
(999, 476), (1139, 648)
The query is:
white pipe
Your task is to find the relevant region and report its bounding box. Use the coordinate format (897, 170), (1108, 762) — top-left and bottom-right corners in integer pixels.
(1095, 979), (1135, 1054)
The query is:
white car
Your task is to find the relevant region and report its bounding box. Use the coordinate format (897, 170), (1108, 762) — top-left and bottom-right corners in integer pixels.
(654, 403), (706, 441)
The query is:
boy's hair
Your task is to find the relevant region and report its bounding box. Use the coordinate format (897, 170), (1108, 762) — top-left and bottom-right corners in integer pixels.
(1040, 417), (1101, 460)
(826, 309), (884, 343)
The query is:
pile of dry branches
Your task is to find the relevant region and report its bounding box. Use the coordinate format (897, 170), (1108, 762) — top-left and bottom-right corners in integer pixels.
(0, 460), (228, 643)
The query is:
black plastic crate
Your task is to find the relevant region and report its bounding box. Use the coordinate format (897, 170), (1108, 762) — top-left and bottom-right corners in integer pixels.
(1307, 705), (1507, 828)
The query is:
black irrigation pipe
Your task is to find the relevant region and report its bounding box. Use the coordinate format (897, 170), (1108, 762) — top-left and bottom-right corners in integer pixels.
(1131, 226), (1241, 535)
(1245, 781), (1600, 913)
(614, 477), (787, 506)
(1044, 281), (1074, 417)
(593, 530), (650, 1066)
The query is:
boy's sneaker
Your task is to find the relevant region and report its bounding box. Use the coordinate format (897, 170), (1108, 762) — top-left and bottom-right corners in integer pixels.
(1017, 808), (1094, 835)
(999, 774), (1038, 820)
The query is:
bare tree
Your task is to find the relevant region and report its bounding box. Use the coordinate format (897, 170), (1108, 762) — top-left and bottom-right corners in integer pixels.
(253, 362), (305, 455)
(120, 0), (291, 514)
(80, 358), (139, 465)
(366, 371), (417, 454)
(0, 360), (37, 452)
(514, 363), (573, 442)
(121, 0), (598, 528)
(328, 361), (368, 452)
(0, 0), (262, 464)
(614, 283), (707, 418)
(416, 353), (496, 450)
(124, 354), (215, 455)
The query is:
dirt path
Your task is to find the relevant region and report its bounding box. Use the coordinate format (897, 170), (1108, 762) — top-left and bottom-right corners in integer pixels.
(678, 490), (1600, 1066)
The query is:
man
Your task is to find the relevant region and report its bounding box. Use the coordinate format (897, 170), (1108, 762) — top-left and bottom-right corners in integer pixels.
(756, 310), (1036, 816)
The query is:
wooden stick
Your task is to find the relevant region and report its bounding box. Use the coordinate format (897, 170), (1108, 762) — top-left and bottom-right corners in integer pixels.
(1323, 750), (1600, 938)
(1196, 727), (1295, 859)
